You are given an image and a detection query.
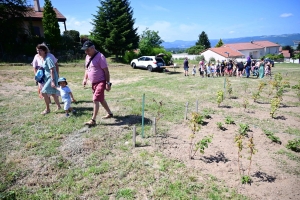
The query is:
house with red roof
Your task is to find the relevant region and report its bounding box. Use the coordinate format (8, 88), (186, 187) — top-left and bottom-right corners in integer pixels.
(23, 0), (66, 37)
(200, 40), (280, 61)
(281, 50), (291, 62)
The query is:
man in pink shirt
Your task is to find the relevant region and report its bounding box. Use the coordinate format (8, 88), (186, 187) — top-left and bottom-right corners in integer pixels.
(81, 41), (113, 126)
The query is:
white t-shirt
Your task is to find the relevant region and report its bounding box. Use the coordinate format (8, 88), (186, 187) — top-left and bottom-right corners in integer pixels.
(57, 86), (71, 102)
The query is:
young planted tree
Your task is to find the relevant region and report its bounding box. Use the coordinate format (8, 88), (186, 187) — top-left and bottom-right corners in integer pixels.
(216, 90), (224, 107)
(91, 0), (139, 58)
(234, 133), (257, 184)
(189, 112), (213, 159)
(42, 0), (61, 50)
(226, 78), (233, 97)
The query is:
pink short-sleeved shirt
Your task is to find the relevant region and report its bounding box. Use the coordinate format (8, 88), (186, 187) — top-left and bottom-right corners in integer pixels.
(85, 52), (107, 83)
(32, 53), (57, 69)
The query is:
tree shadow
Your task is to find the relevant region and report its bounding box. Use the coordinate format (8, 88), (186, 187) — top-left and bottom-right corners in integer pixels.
(280, 104), (298, 108)
(219, 105), (232, 109)
(255, 101), (269, 104)
(200, 151), (230, 163)
(252, 171), (276, 182)
(105, 115), (152, 126)
(219, 127), (228, 131)
(274, 115), (286, 120)
(246, 110), (255, 114)
(201, 121), (209, 126)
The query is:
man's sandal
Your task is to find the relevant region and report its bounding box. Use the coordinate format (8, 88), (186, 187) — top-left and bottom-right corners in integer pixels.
(85, 119), (96, 126)
(102, 113), (113, 119)
(41, 110), (50, 115)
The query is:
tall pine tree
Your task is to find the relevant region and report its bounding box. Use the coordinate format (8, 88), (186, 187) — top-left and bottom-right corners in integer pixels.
(91, 0), (139, 58)
(42, 0), (61, 51)
(196, 31), (211, 49)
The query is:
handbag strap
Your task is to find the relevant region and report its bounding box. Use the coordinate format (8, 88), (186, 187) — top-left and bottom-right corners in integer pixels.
(86, 52), (99, 68)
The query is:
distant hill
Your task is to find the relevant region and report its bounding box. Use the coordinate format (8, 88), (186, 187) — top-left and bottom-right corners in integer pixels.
(162, 33), (300, 49)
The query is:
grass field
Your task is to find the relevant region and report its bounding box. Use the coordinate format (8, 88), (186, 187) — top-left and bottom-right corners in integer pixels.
(0, 61), (299, 199)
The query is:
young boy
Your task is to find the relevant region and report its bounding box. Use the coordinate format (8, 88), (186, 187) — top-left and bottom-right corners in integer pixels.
(192, 65), (196, 76)
(57, 77), (76, 117)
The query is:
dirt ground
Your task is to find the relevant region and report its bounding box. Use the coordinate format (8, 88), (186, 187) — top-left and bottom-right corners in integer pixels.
(143, 97), (300, 200)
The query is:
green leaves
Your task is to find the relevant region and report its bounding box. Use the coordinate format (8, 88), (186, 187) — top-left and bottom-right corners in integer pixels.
(286, 139), (300, 152)
(238, 123), (250, 136)
(195, 135), (213, 154)
(217, 90), (224, 107)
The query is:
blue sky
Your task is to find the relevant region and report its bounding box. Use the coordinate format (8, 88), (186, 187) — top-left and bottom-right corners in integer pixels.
(37, 0), (300, 42)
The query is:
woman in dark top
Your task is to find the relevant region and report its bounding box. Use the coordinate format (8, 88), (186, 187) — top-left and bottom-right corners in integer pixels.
(244, 56), (251, 78)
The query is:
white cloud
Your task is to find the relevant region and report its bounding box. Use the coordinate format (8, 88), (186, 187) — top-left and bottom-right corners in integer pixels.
(135, 21), (203, 42)
(229, 31), (235, 34)
(280, 13), (293, 17)
(140, 3), (169, 12)
(59, 15), (93, 35)
(155, 6), (169, 12)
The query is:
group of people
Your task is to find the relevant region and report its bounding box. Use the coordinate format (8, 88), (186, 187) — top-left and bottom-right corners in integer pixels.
(32, 41), (113, 126)
(184, 56), (272, 79)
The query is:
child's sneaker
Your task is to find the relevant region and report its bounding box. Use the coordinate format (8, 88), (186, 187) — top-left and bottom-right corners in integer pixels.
(72, 109), (77, 114)
(66, 113), (69, 117)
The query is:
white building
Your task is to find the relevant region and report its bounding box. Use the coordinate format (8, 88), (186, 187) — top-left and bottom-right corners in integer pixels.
(200, 40), (281, 62)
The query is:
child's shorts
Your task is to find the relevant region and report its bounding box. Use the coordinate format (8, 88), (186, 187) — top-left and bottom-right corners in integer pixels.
(63, 99), (71, 110)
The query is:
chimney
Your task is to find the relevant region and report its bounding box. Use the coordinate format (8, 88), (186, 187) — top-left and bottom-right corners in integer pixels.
(34, 0), (41, 12)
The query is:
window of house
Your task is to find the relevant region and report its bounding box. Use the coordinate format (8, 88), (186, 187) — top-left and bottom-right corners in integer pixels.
(33, 26), (41, 37)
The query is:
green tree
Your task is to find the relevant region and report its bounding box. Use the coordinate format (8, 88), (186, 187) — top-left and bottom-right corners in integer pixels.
(91, 0), (139, 59)
(62, 30), (81, 51)
(0, 0), (30, 57)
(296, 43), (300, 51)
(139, 28), (164, 55)
(140, 28), (164, 48)
(282, 45), (294, 58)
(293, 53), (300, 64)
(42, 0), (61, 51)
(215, 39), (224, 47)
(186, 45), (205, 55)
(196, 31), (211, 49)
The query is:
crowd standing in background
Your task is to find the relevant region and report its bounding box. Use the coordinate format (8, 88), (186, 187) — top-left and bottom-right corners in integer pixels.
(186, 57), (274, 79)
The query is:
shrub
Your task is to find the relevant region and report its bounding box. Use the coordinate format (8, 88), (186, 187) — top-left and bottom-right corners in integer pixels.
(286, 139), (300, 152)
(123, 51), (138, 64)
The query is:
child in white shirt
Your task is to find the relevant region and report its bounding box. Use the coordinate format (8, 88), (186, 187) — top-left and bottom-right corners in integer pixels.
(192, 65), (196, 76)
(57, 77), (76, 117)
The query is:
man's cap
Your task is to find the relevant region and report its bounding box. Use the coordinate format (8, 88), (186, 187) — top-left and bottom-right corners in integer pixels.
(58, 77), (68, 85)
(81, 41), (94, 50)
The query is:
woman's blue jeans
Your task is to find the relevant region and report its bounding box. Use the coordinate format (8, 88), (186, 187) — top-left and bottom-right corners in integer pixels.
(245, 66), (251, 78)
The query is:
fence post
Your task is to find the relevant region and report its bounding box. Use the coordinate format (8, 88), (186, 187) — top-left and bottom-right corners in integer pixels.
(223, 77), (226, 100)
(142, 94), (145, 138)
(132, 125), (136, 147)
(185, 102), (189, 120)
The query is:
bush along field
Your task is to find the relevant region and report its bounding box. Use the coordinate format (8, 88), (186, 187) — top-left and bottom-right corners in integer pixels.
(0, 62), (299, 199)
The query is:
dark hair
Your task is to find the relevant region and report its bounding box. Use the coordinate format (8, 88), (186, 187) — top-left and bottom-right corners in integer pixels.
(36, 44), (48, 54)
